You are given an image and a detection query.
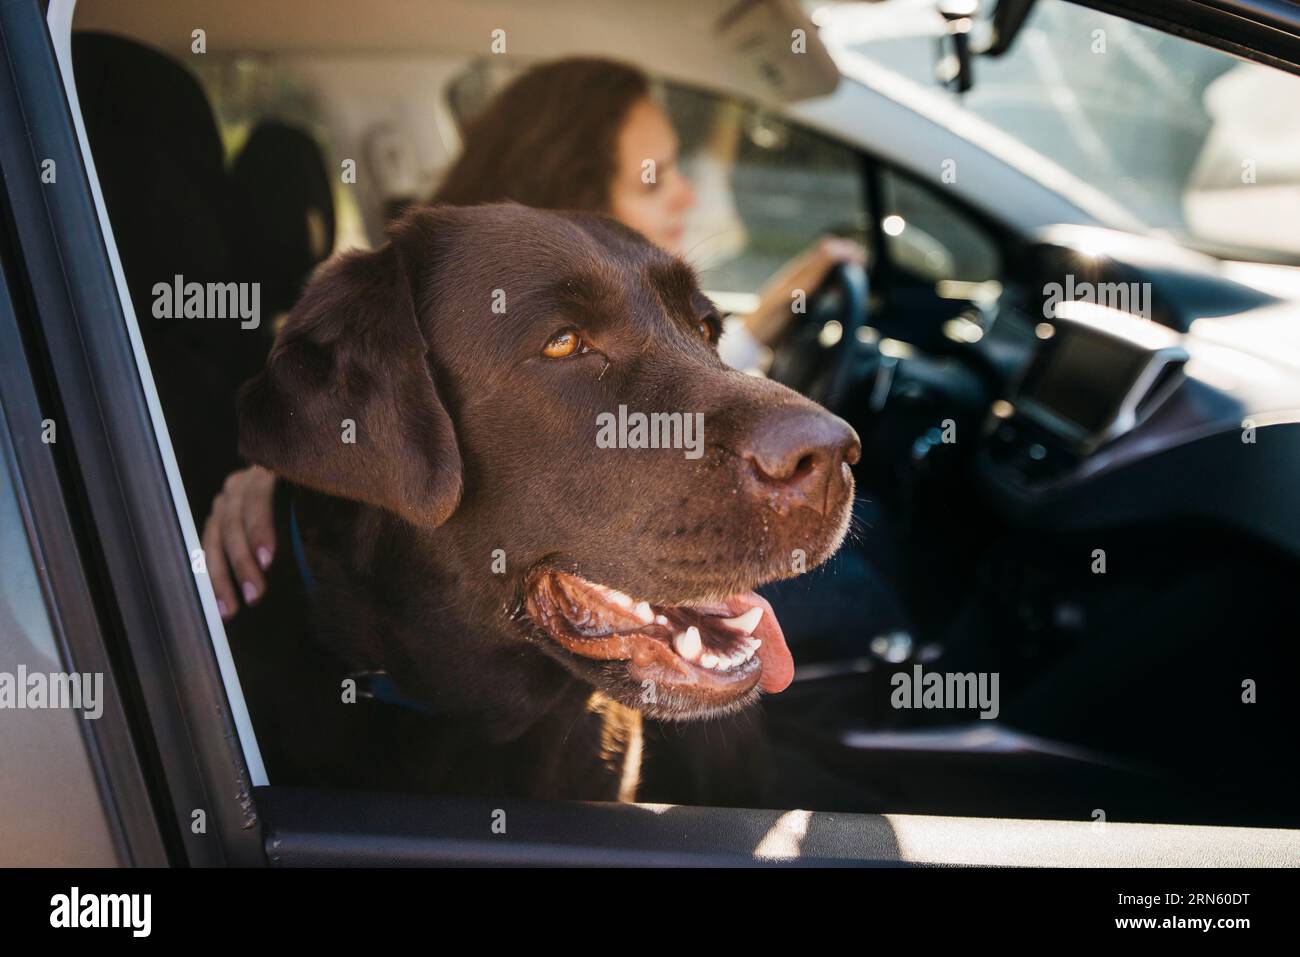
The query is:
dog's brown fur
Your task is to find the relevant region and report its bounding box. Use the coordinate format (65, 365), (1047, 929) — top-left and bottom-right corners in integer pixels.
(237, 204), (857, 801)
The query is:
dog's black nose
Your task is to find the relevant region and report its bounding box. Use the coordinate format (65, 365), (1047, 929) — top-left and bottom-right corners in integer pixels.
(741, 409), (860, 514)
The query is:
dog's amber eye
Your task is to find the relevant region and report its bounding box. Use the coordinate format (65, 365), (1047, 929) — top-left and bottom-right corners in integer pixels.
(698, 320), (711, 339)
(542, 329), (583, 359)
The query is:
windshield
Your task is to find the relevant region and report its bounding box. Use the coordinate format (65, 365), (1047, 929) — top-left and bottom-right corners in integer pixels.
(811, 0), (1300, 264)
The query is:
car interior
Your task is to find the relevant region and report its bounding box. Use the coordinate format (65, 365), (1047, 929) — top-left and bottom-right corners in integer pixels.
(59, 0), (1300, 837)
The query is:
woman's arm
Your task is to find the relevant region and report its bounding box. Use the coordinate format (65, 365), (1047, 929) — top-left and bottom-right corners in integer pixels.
(716, 236), (866, 373)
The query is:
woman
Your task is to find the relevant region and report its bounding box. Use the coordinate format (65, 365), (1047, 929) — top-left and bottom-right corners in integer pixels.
(205, 57), (863, 618)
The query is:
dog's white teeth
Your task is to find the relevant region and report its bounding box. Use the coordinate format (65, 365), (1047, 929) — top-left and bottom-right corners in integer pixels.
(633, 601), (654, 625)
(654, 614), (669, 627)
(674, 626), (702, 662)
(692, 640), (761, 671)
(720, 606), (763, 636)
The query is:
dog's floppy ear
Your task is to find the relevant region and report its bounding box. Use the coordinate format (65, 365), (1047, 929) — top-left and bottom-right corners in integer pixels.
(238, 238), (463, 527)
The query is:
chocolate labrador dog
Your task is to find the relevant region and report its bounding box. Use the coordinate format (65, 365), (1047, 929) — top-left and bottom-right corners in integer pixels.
(237, 203), (859, 802)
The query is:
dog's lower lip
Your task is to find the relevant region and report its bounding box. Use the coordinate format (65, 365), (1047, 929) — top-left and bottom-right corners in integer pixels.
(523, 570), (792, 694)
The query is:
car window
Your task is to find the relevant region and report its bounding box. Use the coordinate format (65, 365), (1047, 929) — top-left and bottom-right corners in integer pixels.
(56, 2), (1299, 849)
(879, 166), (1002, 283)
(821, 0), (1300, 264)
(0, 402), (118, 866)
(664, 85), (870, 296)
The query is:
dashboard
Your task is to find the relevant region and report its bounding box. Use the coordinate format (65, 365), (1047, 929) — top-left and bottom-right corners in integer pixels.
(1006, 304), (1186, 459)
(968, 228), (1300, 558)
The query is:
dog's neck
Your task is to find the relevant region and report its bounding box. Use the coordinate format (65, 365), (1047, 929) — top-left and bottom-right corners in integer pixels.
(291, 487), (591, 742)
(287, 486), (644, 800)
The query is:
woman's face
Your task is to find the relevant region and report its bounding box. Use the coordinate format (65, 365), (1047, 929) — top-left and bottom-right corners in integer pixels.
(607, 98), (697, 256)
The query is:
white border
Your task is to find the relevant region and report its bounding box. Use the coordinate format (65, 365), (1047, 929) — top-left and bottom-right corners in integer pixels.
(47, 0), (268, 786)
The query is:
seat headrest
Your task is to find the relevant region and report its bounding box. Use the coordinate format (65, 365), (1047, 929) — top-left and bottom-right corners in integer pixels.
(72, 31), (232, 281)
(230, 121), (336, 315)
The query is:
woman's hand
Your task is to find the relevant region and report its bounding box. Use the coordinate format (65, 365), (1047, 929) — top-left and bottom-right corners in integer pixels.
(744, 236), (867, 347)
(202, 465), (277, 620)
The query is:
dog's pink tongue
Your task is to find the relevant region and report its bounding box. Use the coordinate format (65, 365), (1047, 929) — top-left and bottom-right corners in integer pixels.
(728, 591), (793, 694)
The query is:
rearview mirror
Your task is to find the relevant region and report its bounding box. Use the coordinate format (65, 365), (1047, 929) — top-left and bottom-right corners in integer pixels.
(935, 0), (979, 93)
(933, 0), (1036, 92)
(986, 0), (1037, 57)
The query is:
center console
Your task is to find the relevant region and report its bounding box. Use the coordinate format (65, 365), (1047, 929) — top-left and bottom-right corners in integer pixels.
(986, 302), (1187, 486)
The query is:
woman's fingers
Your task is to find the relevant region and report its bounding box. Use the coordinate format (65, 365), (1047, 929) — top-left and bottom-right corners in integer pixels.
(816, 235), (867, 265)
(241, 466), (278, 572)
(796, 236), (867, 289)
(203, 497), (239, 620)
(200, 467), (279, 621)
(218, 471), (266, 608)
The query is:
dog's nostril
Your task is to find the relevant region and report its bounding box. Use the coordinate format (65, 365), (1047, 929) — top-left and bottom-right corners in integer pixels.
(749, 448), (822, 486)
(740, 412), (859, 507)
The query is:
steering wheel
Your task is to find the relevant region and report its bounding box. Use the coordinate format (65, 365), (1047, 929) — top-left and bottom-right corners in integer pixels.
(766, 260), (871, 410)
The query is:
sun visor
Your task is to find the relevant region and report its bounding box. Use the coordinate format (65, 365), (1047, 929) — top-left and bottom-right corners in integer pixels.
(714, 0), (841, 102)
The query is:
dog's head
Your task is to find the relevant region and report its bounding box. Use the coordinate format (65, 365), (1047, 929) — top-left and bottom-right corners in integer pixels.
(240, 203), (858, 721)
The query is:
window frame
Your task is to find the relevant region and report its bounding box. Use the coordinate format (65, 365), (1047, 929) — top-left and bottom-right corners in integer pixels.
(0, 192), (166, 866)
(0, 0), (265, 865)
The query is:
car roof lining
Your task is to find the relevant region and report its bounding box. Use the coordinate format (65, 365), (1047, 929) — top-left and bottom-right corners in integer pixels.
(70, 0), (842, 105)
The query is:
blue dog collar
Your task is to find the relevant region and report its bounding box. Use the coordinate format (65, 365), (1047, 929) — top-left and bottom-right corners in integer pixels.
(352, 671), (439, 716)
(288, 498), (317, 594)
(291, 501), (435, 717)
